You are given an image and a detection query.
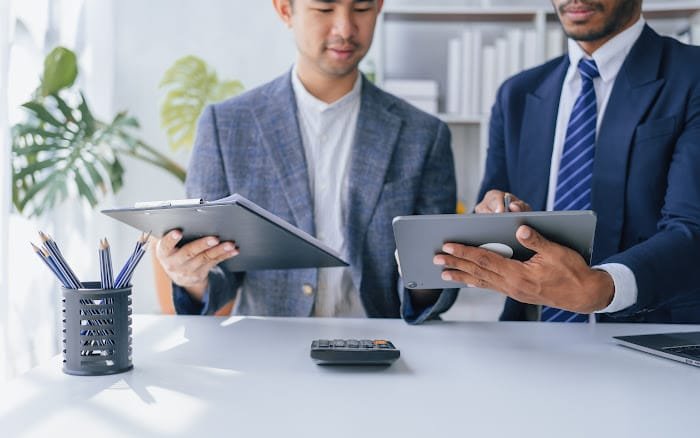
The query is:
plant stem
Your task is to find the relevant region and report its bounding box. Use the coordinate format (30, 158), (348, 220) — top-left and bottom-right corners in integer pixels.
(116, 142), (186, 182)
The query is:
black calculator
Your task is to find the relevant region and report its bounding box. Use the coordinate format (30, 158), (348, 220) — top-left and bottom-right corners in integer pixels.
(310, 339), (400, 365)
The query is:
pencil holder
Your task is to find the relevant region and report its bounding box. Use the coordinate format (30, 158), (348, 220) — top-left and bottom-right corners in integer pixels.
(61, 281), (133, 376)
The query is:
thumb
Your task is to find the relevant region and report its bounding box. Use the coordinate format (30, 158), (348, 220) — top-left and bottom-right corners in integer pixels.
(516, 225), (554, 254)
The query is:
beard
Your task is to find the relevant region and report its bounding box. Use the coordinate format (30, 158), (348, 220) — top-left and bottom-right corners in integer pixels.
(556, 0), (640, 42)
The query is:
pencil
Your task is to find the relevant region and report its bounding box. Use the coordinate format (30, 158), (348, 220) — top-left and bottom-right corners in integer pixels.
(39, 231), (81, 289)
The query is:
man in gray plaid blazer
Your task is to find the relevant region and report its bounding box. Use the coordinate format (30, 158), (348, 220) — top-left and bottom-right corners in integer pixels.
(155, 0), (458, 323)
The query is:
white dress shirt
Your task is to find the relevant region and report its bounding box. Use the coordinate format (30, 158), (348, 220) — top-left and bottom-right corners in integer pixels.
(547, 17), (645, 315)
(291, 66), (366, 317)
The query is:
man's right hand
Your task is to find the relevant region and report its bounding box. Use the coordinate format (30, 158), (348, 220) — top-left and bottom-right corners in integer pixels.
(155, 230), (239, 302)
(475, 190), (531, 213)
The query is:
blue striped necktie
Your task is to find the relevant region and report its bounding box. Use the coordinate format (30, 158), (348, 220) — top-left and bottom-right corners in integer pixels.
(541, 58), (600, 323)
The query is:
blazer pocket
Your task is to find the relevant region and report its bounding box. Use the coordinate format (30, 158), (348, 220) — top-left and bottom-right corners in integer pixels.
(634, 116), (676, 143)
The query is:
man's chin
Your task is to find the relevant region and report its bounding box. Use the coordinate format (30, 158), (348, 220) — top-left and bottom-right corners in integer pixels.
(319, 62), (360, 78)
(562, 23), (609, 42)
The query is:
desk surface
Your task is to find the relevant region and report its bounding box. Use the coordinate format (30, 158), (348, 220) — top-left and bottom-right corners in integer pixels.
(1, 315), (698, 437)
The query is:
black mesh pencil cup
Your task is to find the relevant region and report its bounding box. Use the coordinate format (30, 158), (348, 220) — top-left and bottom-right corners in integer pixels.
(61, 281), (133, 376)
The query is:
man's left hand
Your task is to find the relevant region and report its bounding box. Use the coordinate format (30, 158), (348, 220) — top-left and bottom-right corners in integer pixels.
(433, 225), (615, 313)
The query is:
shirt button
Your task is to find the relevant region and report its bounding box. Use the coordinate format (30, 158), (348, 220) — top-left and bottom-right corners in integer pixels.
(302, 284), (314, 296)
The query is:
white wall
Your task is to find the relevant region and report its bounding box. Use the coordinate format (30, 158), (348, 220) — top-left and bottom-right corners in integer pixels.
(107, 1), (296, 312)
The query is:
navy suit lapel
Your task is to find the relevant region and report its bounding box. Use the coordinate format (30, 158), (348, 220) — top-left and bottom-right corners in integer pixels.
(591, 26), (665, 261)
(518, 58), (569, 211)
(346, 78), (401, 288)
(253, 72), (315, 235)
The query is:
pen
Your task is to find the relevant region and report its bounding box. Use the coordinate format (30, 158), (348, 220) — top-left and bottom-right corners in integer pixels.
(504, 193), (512, 213)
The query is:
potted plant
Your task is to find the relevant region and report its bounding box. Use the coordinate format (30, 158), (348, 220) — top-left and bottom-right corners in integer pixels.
(11, 46), (186, 218)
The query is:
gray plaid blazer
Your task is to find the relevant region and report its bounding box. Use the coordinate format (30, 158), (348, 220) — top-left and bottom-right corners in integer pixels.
(172, 71), (458, 323)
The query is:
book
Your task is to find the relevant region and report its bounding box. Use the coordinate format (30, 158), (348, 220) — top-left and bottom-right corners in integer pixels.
(481, 45), (497, 115)
(446, 37), (462, 114)
(523, 29), (539, 70)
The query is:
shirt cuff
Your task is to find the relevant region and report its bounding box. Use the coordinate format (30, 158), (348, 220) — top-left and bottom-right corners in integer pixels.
(172, 282), (214, 315)
(593, 263), (638, 313)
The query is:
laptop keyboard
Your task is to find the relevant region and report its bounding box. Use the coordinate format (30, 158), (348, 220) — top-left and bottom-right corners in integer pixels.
(664, 345), (700, 359)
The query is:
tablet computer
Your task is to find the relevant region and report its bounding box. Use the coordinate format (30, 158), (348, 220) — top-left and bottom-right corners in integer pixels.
(102, 194), (348, 272)
(392, 211), (596, 289)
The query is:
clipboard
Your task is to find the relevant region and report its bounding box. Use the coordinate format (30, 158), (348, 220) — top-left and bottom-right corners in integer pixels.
(392, 211), (596, 289)
(101, 194), (348, 272)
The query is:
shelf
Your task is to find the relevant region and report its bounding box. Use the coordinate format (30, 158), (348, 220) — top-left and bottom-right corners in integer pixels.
(383, 6), (543, 22)
(437, 114), (486, 125)
(383, 2), (700, 21)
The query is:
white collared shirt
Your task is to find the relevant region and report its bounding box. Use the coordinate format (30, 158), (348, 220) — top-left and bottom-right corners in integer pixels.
(546, 17), (646, 315)
(291, 66), (366, 317)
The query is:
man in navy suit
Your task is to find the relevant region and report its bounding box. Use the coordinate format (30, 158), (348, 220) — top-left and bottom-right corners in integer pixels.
(154, 0), (458, 322)
(434, 0), (700, 323)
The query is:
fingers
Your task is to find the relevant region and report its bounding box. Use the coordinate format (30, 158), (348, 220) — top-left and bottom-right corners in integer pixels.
(475, 190), (530, 214)
(433, 253), (504, 289)
(507, 200), (532, 212)
(166, 236), (221, 267)
(475, 190), (506, 213)
(157, 229), (183, 257)
(155, 232), (238, 289)
(516, 225), (556, 254)
(186, 241), (239, 273)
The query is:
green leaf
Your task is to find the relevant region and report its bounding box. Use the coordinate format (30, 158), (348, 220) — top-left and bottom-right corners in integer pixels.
(51, 93), (75, 123)
(78, 93), (96, 136)
(84, 159), (105, 189)
(13, 142), (68, 156)
(21, 101), (62, 126)
(73, 170), (98, 207)
(41, 47), (78, 97)
(14, 157), (62, 180)
(211, 80), (244, 102)
(14, 170), (62, 213)
(159, 55), (243, 151)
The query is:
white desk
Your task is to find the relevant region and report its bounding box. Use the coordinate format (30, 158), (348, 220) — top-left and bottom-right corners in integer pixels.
(1, 315), (699, 437)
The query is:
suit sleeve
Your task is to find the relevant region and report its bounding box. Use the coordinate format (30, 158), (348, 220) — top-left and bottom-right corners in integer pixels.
(401, 121), (459, 324)
(171, 105), (244, 315)
(603, 83), (700, 317)
(477, 84), (512, 203)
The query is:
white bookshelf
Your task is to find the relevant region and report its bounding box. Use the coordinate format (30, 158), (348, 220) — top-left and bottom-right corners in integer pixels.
(374, 0), (700, 209)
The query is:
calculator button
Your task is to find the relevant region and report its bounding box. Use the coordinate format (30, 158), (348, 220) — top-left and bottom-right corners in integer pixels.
(348, 340), (359, 348)
(333, 340), (346, 347)
(318, 340), (330, 347)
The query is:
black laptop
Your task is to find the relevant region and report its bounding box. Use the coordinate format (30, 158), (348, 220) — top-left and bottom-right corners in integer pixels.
(614, 331), (700, 367)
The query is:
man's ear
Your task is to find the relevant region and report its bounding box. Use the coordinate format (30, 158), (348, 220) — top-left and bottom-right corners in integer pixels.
(376, 0), (384, 14)
(272, 0), (294, 27)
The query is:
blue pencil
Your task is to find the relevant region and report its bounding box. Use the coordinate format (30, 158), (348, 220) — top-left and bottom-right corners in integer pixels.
(114, 232), (150, 288)
(39, 232), (81, 289)
(31, 243), (70, 288)
(99, 239), (114, 289)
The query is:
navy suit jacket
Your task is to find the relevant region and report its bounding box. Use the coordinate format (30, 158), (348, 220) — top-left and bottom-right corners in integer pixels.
(479, 26), (700, 323)
(172, 71), (458, 323)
